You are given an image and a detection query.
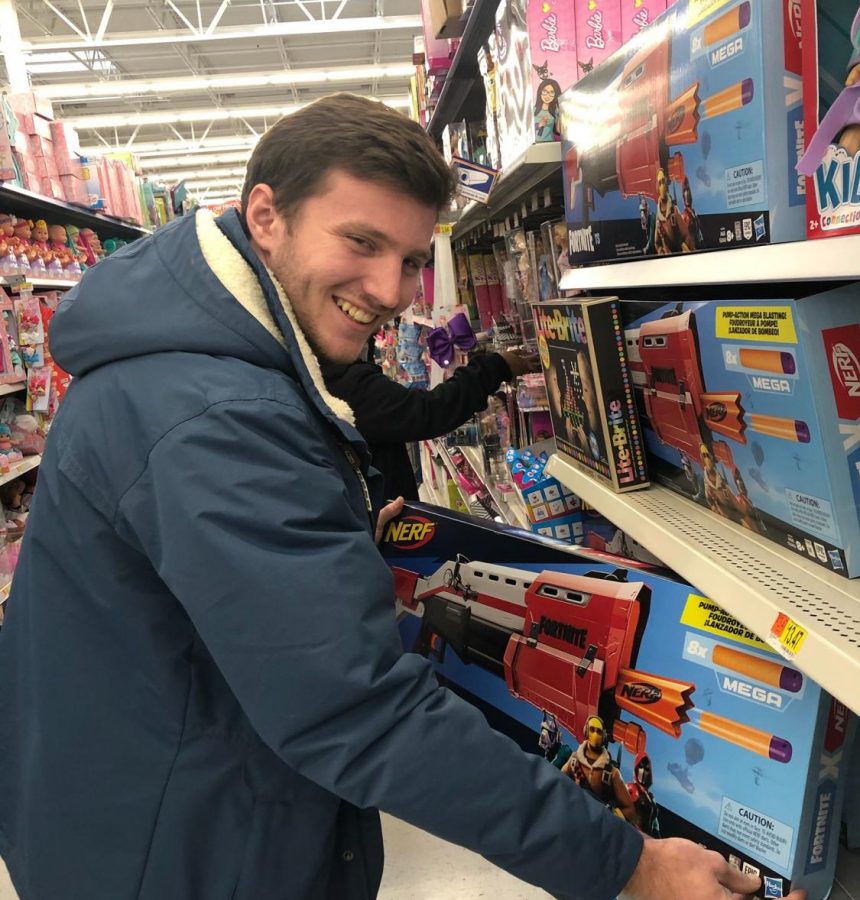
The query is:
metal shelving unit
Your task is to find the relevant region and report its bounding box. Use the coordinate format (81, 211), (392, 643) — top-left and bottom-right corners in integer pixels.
(452, 142), (562, 240)
(0, 275), (79, 291)
(459, 444), (529, 529)
(545, 452), (860, 715)
(426, 0), (499, 138)
(0, 183), (149, 241)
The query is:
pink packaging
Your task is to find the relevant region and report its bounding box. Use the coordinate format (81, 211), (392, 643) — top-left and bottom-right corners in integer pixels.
(527, 0), (579, 102)
(466, 253), (493, 329)
(420, 0), (453, 75)
(620, 0), (665, 44)
(60, 173), (87, 205)
(482, 253), (505, 320)
(573, 0), (622, 73)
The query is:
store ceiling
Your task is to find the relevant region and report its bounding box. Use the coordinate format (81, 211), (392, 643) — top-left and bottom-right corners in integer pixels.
(10, 0), (421, 199)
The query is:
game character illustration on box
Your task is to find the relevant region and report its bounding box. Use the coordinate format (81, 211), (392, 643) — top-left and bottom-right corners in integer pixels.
(534, 75), (562, 141)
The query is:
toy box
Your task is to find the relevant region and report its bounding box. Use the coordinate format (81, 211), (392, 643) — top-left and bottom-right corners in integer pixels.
(620, 0), (667, 44)
(797, 0), (860, 239)
(574, 0), (622, 74)
(534, 297), (649, 491)
(382, 503), (856, 900)
(495, 0), (580, 170)
(560, 0), (806, 265)
(625, 288), (860, 578)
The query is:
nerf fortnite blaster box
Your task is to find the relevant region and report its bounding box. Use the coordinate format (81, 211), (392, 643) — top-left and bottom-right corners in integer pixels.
(624, 288), (860, 578)
(560, 0), (806, 265)
(382, 503), (855, 900)
(534, 297), (649, 492)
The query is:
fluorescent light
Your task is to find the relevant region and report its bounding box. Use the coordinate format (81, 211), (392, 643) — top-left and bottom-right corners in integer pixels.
(64, 96), (412, 130)
(35, 63), (414, 101)
(79, 135), (260, 157)
(21, 15), (422, 52)
(137, 151), (252, 169)
(185, 177), (245, 190)
(148, 165), (247, 182)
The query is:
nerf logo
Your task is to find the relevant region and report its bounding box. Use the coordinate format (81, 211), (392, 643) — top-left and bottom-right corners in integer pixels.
(705, 401), (727, 423)
(619, 682), (662, 705)
(383, 516), (436, 550)
(824, 698), (849, 753)
(710, 37), (743, 67)
(787, 0), (802, 42)
(824, 326), (860, 420)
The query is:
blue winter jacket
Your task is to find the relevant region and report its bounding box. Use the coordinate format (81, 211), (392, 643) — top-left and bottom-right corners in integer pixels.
(0, 208), (643, 899)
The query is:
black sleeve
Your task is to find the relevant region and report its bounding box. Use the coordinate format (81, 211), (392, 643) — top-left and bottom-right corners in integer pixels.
(323, 354), (513, 443)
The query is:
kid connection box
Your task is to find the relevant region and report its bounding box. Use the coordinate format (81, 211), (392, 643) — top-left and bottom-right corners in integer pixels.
(625, 287), (860, 577)
(383, 504), (855, 900)
(534, 297), (649, 491)
(560, 0), (806, 264)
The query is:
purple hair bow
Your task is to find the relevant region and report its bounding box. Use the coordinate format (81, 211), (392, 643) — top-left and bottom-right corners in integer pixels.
(426, 312), (477, 367)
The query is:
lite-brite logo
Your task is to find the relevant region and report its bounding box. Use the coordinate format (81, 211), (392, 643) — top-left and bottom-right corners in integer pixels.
(619, 682), (662, 704)
(823, 325), (860, 420)
(534, 305), (587, 346)
(383, 516), (436, 550)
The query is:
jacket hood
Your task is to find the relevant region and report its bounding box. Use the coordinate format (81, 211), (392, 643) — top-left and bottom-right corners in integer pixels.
(50, 207), (355, 427)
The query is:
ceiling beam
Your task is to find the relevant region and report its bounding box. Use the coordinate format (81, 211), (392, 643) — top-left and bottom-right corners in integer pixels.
(21, 14), (421, 51)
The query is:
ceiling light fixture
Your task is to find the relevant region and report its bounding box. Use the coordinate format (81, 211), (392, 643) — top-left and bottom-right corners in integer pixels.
(34, 63), (414, 101)
(63, 96), (411, 130)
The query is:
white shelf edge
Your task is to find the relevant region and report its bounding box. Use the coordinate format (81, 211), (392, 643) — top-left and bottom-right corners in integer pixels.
(0, 275), (79, 290)
(452, 142), (563, 240)
(545, 452), (860, 715)
(0, 455), (41, 488)
(0, 580), (11, 606)
(0, 382), (26, 397)
(559, 233), (860, 291)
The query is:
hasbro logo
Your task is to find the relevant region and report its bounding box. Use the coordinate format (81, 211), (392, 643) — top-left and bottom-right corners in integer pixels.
(763, 875), (784, 897)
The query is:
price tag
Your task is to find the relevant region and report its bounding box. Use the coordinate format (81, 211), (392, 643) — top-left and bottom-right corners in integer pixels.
(767, 612), (808, 659)
(435, 223), (453, 235)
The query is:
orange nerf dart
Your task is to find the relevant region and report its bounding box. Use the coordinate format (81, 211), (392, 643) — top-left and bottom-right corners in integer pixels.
(712, 643), (803, 693)
(738, 348), (797, 375)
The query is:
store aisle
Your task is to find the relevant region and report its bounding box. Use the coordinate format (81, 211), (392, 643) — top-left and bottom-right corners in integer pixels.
(378, 814), (549, 899)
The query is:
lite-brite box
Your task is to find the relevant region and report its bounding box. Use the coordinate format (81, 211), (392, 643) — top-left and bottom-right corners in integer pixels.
(382, 503), (855, 900)
(797, 0), (860, 239)
(625, 288), (860, 578)
(560, 0), (806, 265)
(534, 297), (649, 492)
(495, 0), (580, 171)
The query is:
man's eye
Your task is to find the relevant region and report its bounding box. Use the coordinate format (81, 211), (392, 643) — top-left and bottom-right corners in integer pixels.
(348, 236), (372, 250)
(403, 258), (421, 272)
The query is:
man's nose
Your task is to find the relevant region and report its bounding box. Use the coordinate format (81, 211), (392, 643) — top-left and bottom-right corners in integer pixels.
(363, 256), (407, 311)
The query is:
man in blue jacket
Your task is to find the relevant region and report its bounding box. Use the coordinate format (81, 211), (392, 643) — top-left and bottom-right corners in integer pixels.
(0, 94), (801, 900)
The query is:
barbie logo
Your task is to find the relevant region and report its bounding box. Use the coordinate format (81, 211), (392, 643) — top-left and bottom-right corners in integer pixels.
(540, 13), (559, 52)
(585, 11), (605, 50)
(632, 9), (649, 30)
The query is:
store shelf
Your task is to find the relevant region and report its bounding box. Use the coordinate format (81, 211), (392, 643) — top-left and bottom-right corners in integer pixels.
(427, 0), (499, 138)
(544, 452), (860, 715)
(0, 580), (11, 606)
(0, 455), (41, 487)
(460, 444), (529, 529)
(0, 183), (149, 241)
(452, 142), (563, 240)
(0, 382), (26, 397)
(559, 233), (860, 292)
(0, 275), (79, 291)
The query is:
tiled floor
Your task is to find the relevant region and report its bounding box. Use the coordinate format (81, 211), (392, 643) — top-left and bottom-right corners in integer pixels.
(1, 821), (857, 899)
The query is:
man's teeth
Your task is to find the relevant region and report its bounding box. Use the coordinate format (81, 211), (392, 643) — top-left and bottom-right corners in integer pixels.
(336, 298), (374, 324)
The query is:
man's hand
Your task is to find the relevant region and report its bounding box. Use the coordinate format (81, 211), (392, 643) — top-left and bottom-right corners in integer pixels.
(375, 496), (404, 544)
(500, 349), (541, 378)
(620, 837), (807, 900)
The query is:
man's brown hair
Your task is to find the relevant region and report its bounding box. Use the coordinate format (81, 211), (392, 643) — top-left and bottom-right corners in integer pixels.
(241, 94), (454, 218)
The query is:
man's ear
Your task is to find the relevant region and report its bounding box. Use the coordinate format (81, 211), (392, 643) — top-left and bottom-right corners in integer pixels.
(244, 183), (280, 262)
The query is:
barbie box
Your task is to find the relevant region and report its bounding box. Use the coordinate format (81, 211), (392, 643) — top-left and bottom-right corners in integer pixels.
(533, 296), (649, 492)
(382, 503), (856, 900)
(559, 0), (806, 264)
